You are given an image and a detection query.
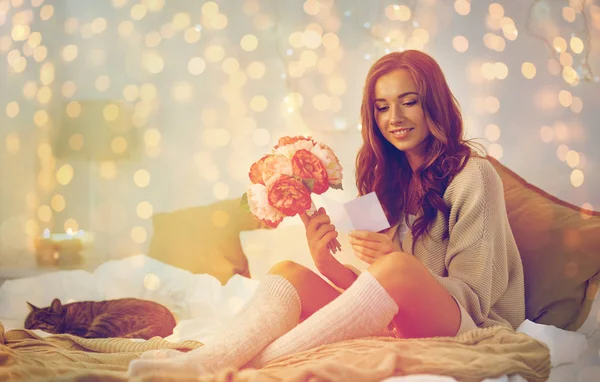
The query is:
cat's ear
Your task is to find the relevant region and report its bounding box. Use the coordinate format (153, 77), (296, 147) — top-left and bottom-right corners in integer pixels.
(50, 298), (62, 314)
(26, 301), (39, 312)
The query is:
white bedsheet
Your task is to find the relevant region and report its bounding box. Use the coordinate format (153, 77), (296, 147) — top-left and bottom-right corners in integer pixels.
(0, 254), (598, 381)
(0, 255), (260, 343)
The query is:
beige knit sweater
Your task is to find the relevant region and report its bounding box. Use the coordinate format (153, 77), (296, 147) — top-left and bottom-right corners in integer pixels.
(396, 156), (525, 330)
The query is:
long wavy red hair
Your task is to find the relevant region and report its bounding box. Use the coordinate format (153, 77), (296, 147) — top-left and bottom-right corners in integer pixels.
(355, 50), (481, 246)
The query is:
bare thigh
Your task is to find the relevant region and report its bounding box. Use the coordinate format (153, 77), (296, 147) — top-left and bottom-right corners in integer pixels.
(269, 261), (341, 322)
(368, 251), (461, 339)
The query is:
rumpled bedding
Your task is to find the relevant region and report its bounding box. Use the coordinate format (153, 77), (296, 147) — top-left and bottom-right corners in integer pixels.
(0, 320), (550, 382)
(0, 255), (551, 381)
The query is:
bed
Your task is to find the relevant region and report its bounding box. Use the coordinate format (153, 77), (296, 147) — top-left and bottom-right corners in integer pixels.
(0, 157), (599, 381)
(0, 254), (597, 381)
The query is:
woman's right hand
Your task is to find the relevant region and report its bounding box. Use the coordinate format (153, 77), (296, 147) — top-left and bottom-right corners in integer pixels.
(299, 207), (338, 271)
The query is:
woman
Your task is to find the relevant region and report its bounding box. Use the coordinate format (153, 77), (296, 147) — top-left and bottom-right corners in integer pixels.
(128, 50), (525, 377)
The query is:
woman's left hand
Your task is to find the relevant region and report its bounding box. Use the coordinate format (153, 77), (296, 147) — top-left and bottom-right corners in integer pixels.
(348, 230), (401, 264)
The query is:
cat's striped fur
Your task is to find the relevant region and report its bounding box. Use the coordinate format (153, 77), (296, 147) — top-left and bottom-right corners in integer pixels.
(24, 298), (176, 339)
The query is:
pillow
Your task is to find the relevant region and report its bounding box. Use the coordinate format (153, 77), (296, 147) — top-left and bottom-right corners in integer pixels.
(147, 198), (262, 285)
(240, 221), (369, 282)
(576, 282), (600, 338)
(488, 156), (600, 330)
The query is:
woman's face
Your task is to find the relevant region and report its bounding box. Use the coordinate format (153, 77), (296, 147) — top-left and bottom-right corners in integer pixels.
(373, 68), (430, 169)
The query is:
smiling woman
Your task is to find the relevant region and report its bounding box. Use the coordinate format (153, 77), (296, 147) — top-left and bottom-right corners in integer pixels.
(128, 50), (526, 378)
(357, 50), (475, 241)
(374, 73), (428, 166)
(351, 50), (524, 340)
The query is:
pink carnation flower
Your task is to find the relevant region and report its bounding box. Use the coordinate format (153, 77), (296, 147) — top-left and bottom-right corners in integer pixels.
(262, 155), (293, 186)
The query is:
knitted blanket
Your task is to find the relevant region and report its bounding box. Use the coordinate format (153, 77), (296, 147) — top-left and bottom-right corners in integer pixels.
(0, 321), (550, 382)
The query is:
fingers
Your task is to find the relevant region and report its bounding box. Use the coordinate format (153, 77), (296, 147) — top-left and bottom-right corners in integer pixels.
(348, 236), (383, 251)
(352, 246), (377, 264)
(301, 206), (326, 224)
(299, 212), (310, 227)
(322, 230), (338, 243)
(305, 214), (331, 236)
(315, 223), (335, 241)
(349, 230), (399, 255)
(332, 238), (342, 252)
(303, 207), (339, 252)
(349, 230), (385, 241)
(318, 230), (339, 254)
(351, 244), (379, 258)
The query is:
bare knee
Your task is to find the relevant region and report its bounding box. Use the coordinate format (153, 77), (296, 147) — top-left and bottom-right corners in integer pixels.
(268, 260), (340, 321)
(269, 260), (311, 279)
(369, 251), (423, 283)
(367, 251), (431, 302)
(368, 252), (461, 338)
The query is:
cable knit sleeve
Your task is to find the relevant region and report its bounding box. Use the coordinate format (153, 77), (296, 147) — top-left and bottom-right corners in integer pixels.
(430, 159), (519, 328)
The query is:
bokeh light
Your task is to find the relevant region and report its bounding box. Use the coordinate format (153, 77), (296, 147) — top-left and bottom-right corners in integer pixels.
(553, 37), (567, 53)
(6, 101), (19, 118)
(453, 36), (469, 52)
(485, 124), (501, 141)
(571, 169), (584, 187)
(131, 226), (147, 243)
(250, 95), (268, 112)
(454, 0), (470, 16)
(100, 162), (117, 179)
(570, 37), (584, 54)
(134, 169), (150, 188)
(240, 34), (258, 51)
(563, 7), (576, 22)
(56, 164), (74, 186)
(137, 201), (153, 219)
(558, 90), (573, 107)
(64, 218), (79, 233)
(522, 62), (537, 79)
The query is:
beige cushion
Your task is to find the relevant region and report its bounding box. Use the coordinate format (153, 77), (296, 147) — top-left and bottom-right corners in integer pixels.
(147, 198), (261, 285)
(489, 156), (600, 330)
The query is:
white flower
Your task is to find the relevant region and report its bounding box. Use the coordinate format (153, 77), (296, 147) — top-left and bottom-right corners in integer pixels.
(310, 143), (343, 186)
(246, 183), (284, 224)
(273, 139), (316, 160)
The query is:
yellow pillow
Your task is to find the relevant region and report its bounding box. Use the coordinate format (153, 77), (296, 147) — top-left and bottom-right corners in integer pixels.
(147, 198), (261, 284)
(489, 156), (600, 330)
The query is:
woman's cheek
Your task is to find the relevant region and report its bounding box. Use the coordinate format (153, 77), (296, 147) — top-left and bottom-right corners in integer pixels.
(376, 116), (387, 131)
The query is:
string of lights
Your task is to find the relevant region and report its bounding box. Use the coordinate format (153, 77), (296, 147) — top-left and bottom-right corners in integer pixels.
(525, 0), (598, 84)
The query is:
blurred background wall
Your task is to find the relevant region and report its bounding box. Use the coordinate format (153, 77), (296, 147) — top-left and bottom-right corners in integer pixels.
(1, 0), (598, 268)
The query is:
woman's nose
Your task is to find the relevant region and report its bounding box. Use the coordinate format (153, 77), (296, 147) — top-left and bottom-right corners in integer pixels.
(390, 108), (405, 125)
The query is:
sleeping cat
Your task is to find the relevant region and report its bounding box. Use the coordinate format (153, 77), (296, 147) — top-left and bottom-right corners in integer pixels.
(24, 298), (177, 339)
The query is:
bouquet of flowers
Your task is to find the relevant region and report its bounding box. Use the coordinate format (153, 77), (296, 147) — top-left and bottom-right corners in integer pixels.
(241, 135), (344, 251)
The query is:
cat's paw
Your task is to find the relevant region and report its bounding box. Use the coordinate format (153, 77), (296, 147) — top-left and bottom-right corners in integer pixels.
(140, 348), (183, 359)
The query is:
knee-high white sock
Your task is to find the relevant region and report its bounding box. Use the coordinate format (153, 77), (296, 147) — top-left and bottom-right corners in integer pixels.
(128, 274), (301, 377)
(247, 270), (398, 368)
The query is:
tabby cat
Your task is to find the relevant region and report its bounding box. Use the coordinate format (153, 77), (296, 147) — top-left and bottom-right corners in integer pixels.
(24, 298), (176, 339)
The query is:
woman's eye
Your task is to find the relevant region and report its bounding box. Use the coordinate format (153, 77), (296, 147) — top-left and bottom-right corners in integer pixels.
(403, 101), (416, 106)
(376, 106), (388, 112)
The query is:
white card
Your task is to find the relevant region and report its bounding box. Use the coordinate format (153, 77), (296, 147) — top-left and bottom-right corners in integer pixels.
(343, 192), (391, 232)
(313, 193), (355, 234)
